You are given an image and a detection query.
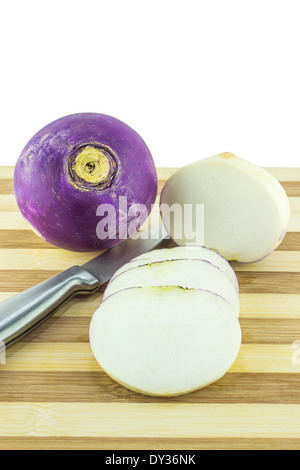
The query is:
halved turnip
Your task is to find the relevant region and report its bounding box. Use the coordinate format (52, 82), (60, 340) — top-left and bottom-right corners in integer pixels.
(103, 259), (240, 316)
(110, 246), (239, 291)
(160, 153), (290, 262)
(89, 287), (241, 396)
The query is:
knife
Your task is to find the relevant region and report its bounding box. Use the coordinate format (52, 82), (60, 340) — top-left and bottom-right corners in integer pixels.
(0, 225), (168, 347)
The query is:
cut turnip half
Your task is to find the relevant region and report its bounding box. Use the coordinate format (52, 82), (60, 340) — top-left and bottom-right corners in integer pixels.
(103, 259), (240, 316)
(160, 153), (290, 262)
(111, 246), (239, 291)
(90, 287), (241, 396)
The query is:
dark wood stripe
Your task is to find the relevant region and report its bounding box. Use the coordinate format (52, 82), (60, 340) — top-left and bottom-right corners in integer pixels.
(0, 233), (175, 251)
(0, 229), (298, 250)
(240, 318), (300, 344)
(0, 229), (298, 251)
(20, 317), (91, 343)
(0, 436), (299, 450)
(280, 181), (300, 197)
(0, 179), (14, 194)
(1, 270), (300, 293)
(277, 232), (300, 250)
(0, 230), (56, 249)
(16, 316), (300, 345)
(0, 271), (107, 292)
(0, 372), (300, 404)
(237, 272), (300, 294)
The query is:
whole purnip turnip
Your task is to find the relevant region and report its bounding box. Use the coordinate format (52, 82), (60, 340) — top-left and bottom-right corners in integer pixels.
(14, 113), (158, 251)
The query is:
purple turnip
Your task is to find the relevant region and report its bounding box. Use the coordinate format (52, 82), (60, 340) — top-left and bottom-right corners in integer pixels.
(14, 113), (158, 251)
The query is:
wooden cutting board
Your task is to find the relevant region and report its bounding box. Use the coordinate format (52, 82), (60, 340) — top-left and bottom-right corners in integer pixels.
(0, 166), (300, 450)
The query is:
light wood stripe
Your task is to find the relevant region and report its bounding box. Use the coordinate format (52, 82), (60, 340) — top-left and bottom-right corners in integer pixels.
(264, 168), (300, 182)
(2, 194), (299, 213)
(239, 294), (300, 319)
(0, 248), (300, 272)
(1, 343), (299, 373)
(0, 402), (300, 438)
(0, 167), (14, 179)
(0, 195), (18, 211)
(1, 292), (300, 319)
(0, 212), (32, 230)
(0, 249), (102, 270)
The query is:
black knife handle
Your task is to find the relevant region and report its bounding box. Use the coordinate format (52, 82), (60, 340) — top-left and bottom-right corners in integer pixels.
(0, 266), (100, 347)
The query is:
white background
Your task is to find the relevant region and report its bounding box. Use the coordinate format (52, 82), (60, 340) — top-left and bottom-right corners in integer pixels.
(1, 0), (300, 168)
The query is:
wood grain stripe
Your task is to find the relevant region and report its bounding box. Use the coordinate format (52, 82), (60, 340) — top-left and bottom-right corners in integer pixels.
(0, 230), (299, 250)
(1, 292), (300, 319)
(1, 249), (300, 272)
(278, 232), (300, 250)
(231, 251), (300, 272)
(281, 182), (300, 197)
(13, 316), (300, 345)
(1, 166), (300, 181)
(1, 270), (300, 293)
(1, 181), (300, 202)
(0, 436), (299, 450)
(1, 403), (300, 438)
(1, 372), (300, 405)
(1, 343), (299, 373)
(236, 272), (300, 294)
(0, 270), (109, 293)
(0, 195), (295, 213)
(0, 230), (56, 249)
(2, 211), (300, 232)
(0, 167), (14, 179)
(264, 168), (300, 181)
(0, 180), (14, 195)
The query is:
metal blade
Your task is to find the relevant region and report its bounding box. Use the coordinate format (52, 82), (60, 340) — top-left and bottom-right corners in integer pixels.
(82, 225), (169, 284)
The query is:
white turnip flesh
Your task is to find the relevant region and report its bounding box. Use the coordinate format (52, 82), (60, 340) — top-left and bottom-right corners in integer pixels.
(89, 287), (242, 396)
(103, 259), (240, 316)
(110, 246), (239, 291)
(160, 153), (290, 262)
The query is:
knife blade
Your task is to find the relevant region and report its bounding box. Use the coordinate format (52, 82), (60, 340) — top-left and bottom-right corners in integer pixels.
(0, 225), (168, 347)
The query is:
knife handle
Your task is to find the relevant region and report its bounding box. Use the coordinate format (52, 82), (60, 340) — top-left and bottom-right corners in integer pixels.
(0, 266), (100, 347)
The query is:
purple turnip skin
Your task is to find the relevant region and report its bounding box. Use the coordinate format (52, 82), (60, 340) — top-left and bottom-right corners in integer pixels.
(14, 113), (158, 252)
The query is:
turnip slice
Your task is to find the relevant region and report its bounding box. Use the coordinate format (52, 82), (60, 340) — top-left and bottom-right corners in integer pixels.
(103, 259), (240, 316)
(90, 287), (242, 396)
(111, 246), (239, 291)
(160, 153), (290, 262)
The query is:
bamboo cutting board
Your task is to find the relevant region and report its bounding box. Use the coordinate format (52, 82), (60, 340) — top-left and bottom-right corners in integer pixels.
(0, 166), (300, 450)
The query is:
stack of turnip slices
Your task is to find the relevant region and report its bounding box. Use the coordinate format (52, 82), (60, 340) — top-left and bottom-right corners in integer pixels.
(90, 246), (241, 396)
